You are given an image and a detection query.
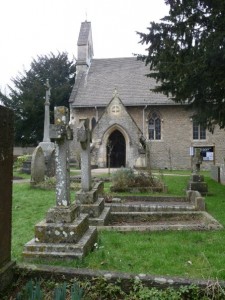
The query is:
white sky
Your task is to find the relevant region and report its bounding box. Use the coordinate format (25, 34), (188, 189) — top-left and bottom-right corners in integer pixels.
(0, 0), (168, 92)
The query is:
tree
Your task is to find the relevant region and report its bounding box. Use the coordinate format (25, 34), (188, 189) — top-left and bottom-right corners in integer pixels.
(137, 0), (225, 130)
(0, 52), (75, 145)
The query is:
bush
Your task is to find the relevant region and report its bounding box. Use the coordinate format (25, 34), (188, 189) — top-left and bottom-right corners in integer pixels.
(111, 168), (164, 192)
(13, 155), (31, 171)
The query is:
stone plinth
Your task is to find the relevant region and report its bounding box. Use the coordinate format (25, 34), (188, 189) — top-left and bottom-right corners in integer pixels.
(188, 174), (208, 196)
(35, 215), (89, 244)
(46, 203), (80, 223)
(23, 205), (97, 260)
(23, 227), (97, 260)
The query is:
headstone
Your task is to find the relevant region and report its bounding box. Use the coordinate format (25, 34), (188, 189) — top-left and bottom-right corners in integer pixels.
(30, 146), (45, 184)
(45, 149), (55, 177)
(0, 106), (15, 292)
(23, 106), (98, 260)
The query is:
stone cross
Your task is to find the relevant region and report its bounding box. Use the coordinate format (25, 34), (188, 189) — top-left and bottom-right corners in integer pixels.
(50, 106), (73, 206)
(77, 118), (92, 192)
(192, 148), (203, 174)
(43, 79), (51, 142)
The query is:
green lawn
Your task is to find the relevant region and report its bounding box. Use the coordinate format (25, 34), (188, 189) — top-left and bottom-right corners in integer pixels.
(12, 171), (225, 280)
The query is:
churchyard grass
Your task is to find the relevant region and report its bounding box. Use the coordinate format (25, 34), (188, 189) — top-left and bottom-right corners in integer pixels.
(12, 172), (225, 280)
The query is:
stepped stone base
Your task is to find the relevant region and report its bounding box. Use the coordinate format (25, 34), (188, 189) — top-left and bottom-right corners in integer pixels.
(46, 203), (80, 223)
(23, 203), (98, 261)
(80, 198), (111, 226)
(34, 214), (89, 243)
(89, 207), (111, 226)
(188, 175), (208, 195)
(23, 227), (97, 260)
(76, 189), (98, 204)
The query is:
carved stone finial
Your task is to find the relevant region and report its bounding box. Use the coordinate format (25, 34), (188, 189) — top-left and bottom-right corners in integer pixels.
(113, 88), (118, 97)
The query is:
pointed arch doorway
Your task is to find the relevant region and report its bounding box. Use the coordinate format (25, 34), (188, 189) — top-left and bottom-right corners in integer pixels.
(107, 130), (126, 168)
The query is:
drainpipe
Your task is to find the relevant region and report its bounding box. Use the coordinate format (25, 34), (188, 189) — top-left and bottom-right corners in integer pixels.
(95, 106), (98, 121)
(143, 105), (148, 136)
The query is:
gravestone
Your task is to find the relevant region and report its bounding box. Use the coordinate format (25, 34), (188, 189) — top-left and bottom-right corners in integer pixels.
(30, 145), (45, 185)
(45, 149), (55, 177)
(76, 118), (110, 225)
(23, 107), (97, 260)
(0, 106), (15, 292)
(188, 148), (208, 195)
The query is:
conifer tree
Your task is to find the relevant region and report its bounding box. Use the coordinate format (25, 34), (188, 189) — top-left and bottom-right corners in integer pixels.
(0, 52), (75, 145)
(137, 0), (225, 130)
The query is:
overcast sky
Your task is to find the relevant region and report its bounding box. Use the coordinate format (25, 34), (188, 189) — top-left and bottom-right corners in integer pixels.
(0, 0), (168, 92)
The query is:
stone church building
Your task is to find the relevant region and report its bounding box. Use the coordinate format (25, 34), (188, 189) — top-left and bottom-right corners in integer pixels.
(69, 21), (225, 170)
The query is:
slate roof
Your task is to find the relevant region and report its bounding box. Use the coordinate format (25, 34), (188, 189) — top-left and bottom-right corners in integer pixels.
(69, 57), (176, 107)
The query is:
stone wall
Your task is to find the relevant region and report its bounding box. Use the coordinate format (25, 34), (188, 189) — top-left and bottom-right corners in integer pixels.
(70, 104), (225, 170)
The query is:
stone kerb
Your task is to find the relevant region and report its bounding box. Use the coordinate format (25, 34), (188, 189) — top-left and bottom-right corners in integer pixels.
(186, 190), (205, 211)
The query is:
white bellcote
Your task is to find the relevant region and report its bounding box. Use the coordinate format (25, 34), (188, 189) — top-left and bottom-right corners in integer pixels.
(77, 21), (94, 67)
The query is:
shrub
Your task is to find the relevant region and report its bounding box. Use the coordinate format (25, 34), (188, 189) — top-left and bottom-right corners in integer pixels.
(13, 155), (31, 171)
(111, 167), (164, 192)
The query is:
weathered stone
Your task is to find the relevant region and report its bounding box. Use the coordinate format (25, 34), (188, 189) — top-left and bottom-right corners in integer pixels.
(23, 106), (97, 261)
(186, 190), (206, 211)
(46, 203), (80, 223)
(93, 181), (104, 195)
(76, 189), (98, 204)
(50, 107), (72, 207)
(45, 149), (55, 177)
(187, 181), (208, 196)
(34, 214), (89, 243)
(23, 227), (97, 260)
(30, 145), (45, 184)
(77, 119), (92, 191)
(190, 174), (205, 182)
(79, 198), (105, 218)
(192, 148), (203, 174)
(188, 166), (208, 195)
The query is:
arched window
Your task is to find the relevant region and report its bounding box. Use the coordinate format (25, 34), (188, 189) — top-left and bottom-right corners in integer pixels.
(148, 112), (161, 140)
